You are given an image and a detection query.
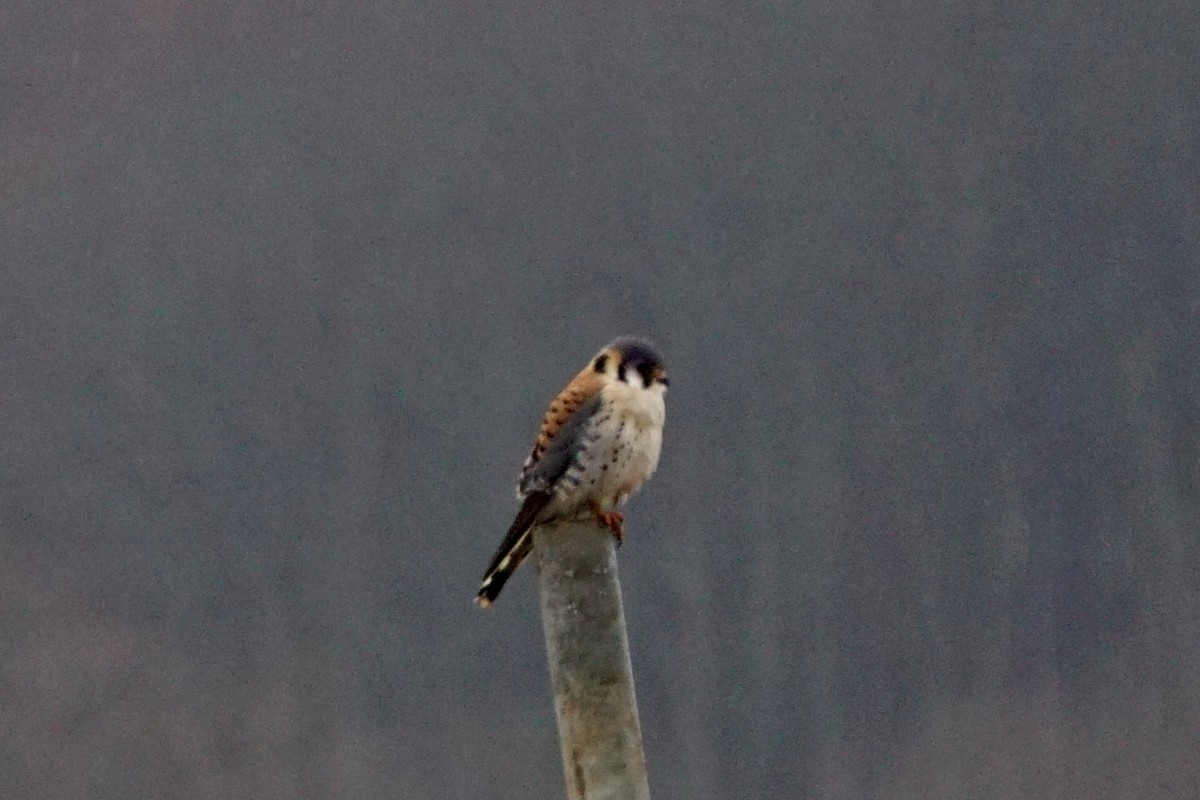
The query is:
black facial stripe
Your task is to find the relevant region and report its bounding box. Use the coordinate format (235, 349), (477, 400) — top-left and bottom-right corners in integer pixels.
(593, 354), (608, 373)
(617, 361), (627, 382)
(636, 362), (655, 385)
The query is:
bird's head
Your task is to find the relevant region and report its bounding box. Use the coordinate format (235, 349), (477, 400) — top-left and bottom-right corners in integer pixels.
(591, 336), (669, 391)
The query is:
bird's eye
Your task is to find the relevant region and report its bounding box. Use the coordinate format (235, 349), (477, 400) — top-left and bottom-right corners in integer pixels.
(593, 354), (608, 373)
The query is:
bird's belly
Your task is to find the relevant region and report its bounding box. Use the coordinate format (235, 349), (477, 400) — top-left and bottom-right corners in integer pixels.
(572, 413), (662, 508)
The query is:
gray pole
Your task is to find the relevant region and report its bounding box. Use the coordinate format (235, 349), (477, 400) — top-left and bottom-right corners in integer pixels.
(533, 520), (652, 800)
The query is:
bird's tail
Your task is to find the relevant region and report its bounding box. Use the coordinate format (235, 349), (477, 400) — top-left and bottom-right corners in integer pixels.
(475, 492), (551, 608)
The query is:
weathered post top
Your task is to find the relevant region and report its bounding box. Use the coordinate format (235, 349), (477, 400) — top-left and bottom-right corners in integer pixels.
(533, 520), (652, 800)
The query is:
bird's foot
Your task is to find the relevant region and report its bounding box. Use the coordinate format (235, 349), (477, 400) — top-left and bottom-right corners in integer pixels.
(591, 506), (625, 546)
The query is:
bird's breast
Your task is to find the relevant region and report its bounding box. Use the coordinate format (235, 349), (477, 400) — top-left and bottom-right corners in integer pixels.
(559, 384), (664, 506)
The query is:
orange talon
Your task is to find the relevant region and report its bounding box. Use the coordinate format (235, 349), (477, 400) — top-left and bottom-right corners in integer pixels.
(590, 503), (625, 546)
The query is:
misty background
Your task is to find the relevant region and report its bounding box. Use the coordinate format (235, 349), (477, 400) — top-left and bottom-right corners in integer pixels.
(3, 1), (1198, 798)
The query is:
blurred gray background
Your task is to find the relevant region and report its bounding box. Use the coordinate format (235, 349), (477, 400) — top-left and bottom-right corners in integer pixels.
(3, 1), (1198, 798)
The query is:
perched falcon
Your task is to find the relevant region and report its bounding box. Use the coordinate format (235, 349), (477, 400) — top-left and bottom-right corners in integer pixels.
(475, 336), (669, 608)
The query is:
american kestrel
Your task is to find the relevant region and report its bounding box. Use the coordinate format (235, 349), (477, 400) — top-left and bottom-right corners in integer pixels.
(475, 336), (669, 608)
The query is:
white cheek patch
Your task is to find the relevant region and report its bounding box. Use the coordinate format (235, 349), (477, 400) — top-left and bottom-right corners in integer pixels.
(623, 369), (645, 389)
